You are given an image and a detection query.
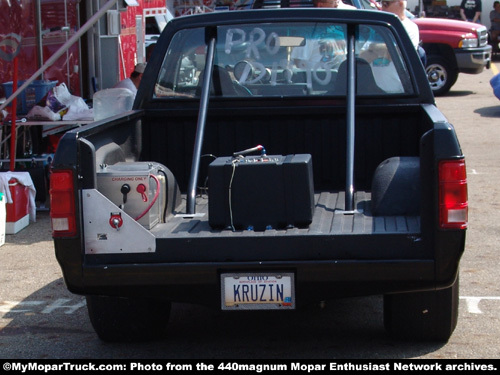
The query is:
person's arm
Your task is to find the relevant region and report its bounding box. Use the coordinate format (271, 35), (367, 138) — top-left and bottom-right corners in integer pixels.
(460, 9), (467, 21)
(472, 11), (480, 23)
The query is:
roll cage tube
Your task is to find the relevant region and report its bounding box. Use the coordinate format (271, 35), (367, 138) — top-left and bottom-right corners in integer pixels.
(345, 24), (356, 213)
(186, 27), (217, 215)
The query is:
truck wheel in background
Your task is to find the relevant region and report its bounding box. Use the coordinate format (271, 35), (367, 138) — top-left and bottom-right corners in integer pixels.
(425, 56), (459, 96)
(86, 295), (171, 342)
(383, 275), (459, 341)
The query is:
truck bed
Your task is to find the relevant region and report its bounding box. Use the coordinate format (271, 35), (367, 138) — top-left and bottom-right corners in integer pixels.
(153, 191), (420, 238)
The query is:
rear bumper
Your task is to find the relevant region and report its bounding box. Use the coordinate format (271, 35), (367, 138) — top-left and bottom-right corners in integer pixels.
(68, 259), (451, 308)
(455, 45), (492, 73)
(55, 227), (465, 308)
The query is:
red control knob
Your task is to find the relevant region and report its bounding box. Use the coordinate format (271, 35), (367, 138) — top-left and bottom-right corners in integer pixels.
(109, 214), (123, 229)
(136, 183), (148, 202)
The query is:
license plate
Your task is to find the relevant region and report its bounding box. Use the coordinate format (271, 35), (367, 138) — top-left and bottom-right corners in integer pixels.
(221, 273), (295, 310)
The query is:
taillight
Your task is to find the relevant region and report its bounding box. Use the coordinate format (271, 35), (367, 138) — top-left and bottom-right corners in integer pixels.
(50, 169), (77, 237)
(439, 159), (468, 229)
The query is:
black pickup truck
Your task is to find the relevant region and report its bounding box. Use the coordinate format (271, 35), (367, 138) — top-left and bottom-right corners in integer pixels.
(50, 8), (467, 342)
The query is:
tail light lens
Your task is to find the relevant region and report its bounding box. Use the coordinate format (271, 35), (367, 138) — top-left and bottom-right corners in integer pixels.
(439, 159), (468, 229)
(50, 169), (77, 237)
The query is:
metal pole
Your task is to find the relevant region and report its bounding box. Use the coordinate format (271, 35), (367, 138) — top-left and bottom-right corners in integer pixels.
(10, 58), (19, 171)
(35, 0), (43, 79)
(345, 28), (356, 212)
(186, 33), (216, 214)
(0, 0), (119, 113)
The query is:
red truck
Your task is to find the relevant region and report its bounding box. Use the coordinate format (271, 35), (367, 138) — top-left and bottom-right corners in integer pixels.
(354, 0), (492, 96)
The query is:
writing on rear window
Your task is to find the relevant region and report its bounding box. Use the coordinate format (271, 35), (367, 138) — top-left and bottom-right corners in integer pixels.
(154, 22), (414, 98)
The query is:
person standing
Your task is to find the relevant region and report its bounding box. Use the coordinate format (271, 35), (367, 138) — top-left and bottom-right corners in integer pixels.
(460, 0), (482, 23)
(113, 63), (146, 96)
(380, 0), (420, 50)
(380, 0), (425, 66)
(490, 1), (500, 50)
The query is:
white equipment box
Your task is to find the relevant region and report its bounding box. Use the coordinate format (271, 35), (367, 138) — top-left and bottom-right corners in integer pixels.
(96, 162), (166, 229)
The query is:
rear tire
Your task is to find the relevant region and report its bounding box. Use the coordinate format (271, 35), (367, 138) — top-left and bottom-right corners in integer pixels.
(384, 275), (459, 341)
(86, 295), (171, 342)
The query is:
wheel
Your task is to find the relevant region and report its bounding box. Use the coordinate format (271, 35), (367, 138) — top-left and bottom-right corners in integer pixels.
(383, 275), (459, 342)
(86, 295), (171, 342)
(425, 56), (458, 96)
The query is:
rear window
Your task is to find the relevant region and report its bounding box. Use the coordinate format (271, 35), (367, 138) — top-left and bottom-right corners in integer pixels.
(154, 21), (414, 98)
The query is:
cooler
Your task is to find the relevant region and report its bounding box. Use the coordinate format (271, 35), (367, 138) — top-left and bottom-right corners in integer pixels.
(5, 178), (30, 234)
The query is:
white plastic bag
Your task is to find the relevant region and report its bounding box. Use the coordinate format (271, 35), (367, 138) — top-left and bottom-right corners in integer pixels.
(52, 83), (73, 106)
(63, 96), (94, 121)
(52, 83), (93, 120)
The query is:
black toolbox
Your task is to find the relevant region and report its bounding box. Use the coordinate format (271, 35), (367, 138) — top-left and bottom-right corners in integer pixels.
(208, 154), (314, 230)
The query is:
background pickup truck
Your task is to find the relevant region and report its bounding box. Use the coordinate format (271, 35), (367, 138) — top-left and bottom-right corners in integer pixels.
(353, 0), (492, 95)
(51, 8), (467, 342)
(252, 0), (492, 96)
